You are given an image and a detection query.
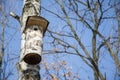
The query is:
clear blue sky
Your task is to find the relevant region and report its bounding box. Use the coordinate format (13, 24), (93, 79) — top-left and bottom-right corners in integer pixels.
(0, 0), (119, 80)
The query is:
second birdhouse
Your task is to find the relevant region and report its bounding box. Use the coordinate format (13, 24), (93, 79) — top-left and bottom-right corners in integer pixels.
(22, 16), (49, 65)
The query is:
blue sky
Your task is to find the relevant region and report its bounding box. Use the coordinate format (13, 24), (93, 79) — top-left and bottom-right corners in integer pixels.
(0, 0), (119, 80)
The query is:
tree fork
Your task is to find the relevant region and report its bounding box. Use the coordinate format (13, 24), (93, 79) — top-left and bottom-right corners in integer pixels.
(10, 0), (49, 80)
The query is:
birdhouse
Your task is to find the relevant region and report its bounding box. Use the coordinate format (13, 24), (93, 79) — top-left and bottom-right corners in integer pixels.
(21, 16), (49, 65)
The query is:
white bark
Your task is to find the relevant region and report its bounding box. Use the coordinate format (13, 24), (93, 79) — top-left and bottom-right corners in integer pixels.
(17, 61), (40, 80)
(21, 0), (40, 33)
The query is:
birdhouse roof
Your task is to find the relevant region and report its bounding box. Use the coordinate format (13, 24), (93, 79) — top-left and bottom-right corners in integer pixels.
(23, 16), (49, 35)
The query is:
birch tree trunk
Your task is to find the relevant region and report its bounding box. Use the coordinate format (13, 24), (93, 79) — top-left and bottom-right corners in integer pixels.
(10, 0), (49, 80)
(18, 0), (41, 80)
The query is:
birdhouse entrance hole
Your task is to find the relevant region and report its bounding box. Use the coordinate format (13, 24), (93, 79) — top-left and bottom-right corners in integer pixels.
(34, 27), (38, 31)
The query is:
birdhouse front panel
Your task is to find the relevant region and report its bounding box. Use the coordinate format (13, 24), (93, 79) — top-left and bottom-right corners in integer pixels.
(20, 25), (43, 64)
(25, 25), (43, 55)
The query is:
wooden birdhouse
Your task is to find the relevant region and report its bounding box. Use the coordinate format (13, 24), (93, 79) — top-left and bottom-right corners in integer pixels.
(21, 16), (49, 65)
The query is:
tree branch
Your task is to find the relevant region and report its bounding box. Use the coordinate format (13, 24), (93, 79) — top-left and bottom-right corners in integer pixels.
(10, 12), (20, 23)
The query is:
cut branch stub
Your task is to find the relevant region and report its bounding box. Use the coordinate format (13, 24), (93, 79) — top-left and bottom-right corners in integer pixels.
(22, 16), (49, 65)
